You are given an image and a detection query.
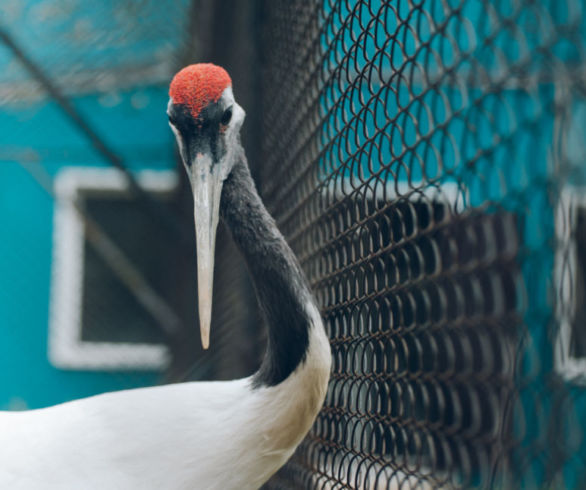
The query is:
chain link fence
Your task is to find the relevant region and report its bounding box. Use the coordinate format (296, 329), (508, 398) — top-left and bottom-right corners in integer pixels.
(2, 0), (586, 487)
(259, 0), (586, 488)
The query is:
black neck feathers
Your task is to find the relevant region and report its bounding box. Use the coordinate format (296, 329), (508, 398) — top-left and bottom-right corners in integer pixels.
(220, 151), (312, 387)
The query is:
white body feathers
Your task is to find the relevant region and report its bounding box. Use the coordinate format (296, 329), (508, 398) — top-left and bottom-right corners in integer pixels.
(0, 304), (330, 490)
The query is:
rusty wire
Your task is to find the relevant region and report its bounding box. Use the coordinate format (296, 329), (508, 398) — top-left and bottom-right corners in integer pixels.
(260, 0), (586, 488)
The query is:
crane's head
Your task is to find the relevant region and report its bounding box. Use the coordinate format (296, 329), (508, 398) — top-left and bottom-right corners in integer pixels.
(168, 63), (245, 349)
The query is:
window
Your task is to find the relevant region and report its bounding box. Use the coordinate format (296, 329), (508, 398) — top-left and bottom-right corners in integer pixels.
(556, 187), (586, 382)
(49, 168), (177, 370)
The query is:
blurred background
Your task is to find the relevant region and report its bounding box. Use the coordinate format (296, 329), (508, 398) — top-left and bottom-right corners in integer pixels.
(0, 0), (263, 411)
(1, 0), (586, 488)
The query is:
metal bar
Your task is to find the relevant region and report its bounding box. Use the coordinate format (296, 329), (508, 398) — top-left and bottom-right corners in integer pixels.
(0, 27), (130, 180)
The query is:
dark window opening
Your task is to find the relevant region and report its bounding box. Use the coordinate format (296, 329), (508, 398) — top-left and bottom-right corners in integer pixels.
(80, 188), (176, 346)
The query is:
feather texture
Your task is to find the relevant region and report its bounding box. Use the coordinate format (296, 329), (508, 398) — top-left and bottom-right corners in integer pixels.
(0, 305), (329, 489)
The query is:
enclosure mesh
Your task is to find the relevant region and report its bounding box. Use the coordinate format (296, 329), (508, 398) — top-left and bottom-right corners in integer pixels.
(261, 1), (586, 488)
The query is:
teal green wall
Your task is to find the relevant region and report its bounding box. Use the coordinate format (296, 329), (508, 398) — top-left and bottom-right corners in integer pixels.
(0, 87), (176, 410)
(0, 0), (188, 409)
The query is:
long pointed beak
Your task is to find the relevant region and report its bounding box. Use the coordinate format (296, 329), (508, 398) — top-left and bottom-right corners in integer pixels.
(190, 153), (223, 349)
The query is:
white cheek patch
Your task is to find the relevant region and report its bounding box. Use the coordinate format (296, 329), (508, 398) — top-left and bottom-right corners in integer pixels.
(220, 86), (234, 102)
(218, 88), (245, 135)
(169, 122), (186, 157)
(168, 121), (180, 139)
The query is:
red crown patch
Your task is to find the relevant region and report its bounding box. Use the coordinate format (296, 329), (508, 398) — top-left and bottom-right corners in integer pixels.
(169, 64), (232, 119)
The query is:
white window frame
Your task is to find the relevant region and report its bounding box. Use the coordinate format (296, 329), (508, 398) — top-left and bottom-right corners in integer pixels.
(555, 186), (586, 383)
(49, 167), (178, 371)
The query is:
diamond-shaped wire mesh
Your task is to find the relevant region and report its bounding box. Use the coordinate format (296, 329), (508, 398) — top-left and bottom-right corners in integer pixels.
(260, 0), (586, 488)
(2, 0), (586, 484)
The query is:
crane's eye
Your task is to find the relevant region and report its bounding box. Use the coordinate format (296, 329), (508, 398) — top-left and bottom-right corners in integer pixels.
(221, 107), (233, 126)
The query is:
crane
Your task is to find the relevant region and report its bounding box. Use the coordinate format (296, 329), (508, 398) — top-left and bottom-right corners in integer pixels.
(0, 63), (331, 490)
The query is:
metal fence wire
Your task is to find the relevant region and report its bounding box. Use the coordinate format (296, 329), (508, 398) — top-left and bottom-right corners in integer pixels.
(259, 0), (586, 488)
(2, 0), (586, 486)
